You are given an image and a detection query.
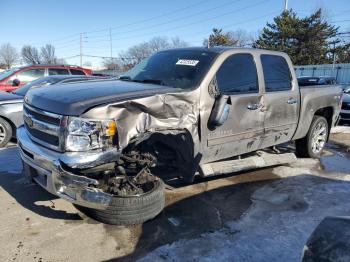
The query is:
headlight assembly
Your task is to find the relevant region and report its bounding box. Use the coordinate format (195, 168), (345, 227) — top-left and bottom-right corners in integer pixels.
(66, 117), (117, 152)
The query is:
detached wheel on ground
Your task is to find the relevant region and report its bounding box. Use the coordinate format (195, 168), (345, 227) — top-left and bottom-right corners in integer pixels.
(0, 117), (12, 148)
(77, 179), (165, 225)
(295, 116), (329, 158)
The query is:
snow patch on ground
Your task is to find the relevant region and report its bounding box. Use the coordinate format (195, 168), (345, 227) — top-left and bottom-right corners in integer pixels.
(331, 126), (350, 134)
(139, 173), (350, 262)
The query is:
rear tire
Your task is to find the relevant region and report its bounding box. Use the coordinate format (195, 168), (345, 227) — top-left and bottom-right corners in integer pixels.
(0, 117), (12, 148)
(76, 179), (165, 225)
(295, 116), (329, 158)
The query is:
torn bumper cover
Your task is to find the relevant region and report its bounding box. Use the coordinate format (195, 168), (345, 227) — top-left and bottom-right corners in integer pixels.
(17, 126), (120, 210)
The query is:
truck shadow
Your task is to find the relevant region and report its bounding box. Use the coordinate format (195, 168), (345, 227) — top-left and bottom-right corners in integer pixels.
(101, 168), (280, 262)
(103, 173), (350, 262)
(0, 147), (81, 221)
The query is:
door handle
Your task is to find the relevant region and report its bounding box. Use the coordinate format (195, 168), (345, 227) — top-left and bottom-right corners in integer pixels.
(287, 98), (297, 105)
(247, 103), (260, 110)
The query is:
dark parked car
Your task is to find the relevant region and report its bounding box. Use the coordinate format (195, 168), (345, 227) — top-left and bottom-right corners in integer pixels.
(340, 86), (350, 123)
(298, 76), (337, 87)
(0, 65), (93, 92)
(0, 75), (103, 147)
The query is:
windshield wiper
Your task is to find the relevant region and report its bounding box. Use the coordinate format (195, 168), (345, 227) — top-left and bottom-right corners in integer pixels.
(119, 76), (165, 86)
(134, 79), (165, 85)
(119, 76), (132, 81)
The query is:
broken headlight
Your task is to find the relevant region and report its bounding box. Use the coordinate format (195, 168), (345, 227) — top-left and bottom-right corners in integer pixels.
(65, 117), (116, 152)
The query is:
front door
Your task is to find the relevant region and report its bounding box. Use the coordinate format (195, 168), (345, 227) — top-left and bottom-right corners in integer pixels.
(204, 53), (265, 163)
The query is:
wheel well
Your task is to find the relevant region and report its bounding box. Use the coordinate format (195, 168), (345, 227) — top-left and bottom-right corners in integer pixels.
(314, 107), (333, 141)
(123, 130), (197, 180)
(0, 116), (16, 138)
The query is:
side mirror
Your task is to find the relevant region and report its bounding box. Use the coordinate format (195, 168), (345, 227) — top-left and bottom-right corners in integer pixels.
(208, 95), (231, 130)
(208, 77), (220, 98)
(12, 79), (20, 87)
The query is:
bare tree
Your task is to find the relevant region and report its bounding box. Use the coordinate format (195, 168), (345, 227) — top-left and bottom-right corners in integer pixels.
(40, 44), (57, 64)
(102, 58), (121, 70)
(203, 28), (255, 48)
(228, 29), (255, 47)
(0, 43), (18, 69)
(21, 45), (41, 64)
(56, 58), (68, 65)
(119, 36), (189, 68)
(170, 37), (189, 48)
(148, 36), (170, 53)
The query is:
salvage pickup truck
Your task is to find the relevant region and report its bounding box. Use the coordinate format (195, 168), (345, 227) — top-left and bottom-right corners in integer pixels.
(18, 47), (342, 225)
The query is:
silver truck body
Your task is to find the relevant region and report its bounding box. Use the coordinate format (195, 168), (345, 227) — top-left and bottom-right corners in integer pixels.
(17, 48), (342, 209)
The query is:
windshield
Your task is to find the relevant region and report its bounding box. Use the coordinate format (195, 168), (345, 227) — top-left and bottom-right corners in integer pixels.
(121, 49), (218, 89)
(0, 68), (18, 81)
(12, 77), (57, 96)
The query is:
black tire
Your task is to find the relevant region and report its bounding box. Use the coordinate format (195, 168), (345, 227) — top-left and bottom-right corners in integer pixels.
(0, 117), (12, 148)
(76, 179), (165, 225)
(295, 116), (329, 158)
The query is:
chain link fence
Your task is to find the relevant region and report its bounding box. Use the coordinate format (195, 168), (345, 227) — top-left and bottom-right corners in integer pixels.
(294, 63), (350, 84)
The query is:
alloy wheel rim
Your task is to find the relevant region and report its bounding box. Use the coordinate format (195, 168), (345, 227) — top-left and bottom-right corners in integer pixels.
(0, 123), (6, 143)
(311, 121), (327, 154)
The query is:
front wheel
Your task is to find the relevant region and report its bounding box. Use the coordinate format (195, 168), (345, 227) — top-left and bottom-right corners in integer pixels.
(0, 117), (12, 148)
(76, 179), (165, 225)
(295, 116), (329, 158)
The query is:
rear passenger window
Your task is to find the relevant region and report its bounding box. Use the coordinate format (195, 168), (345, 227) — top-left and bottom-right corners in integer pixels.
(49, 68), (69, 75)
(70, 69), (85, 75)
(261, 55), (292, 92)
(216, 54), (258, 94)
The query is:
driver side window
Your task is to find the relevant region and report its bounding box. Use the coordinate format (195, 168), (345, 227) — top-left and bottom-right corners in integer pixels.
(216, 54), (258, 94)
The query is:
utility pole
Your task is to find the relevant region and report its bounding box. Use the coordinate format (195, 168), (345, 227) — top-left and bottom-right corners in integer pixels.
(331, 39), (340, 70)
(109, 27), (115, 73)
(109, 27), (113, 60)
(80, 33), (83, 67)
(284, 0), (288, 11)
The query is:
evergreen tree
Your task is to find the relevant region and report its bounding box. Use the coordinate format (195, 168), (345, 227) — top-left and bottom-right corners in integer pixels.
(254, 9), (338, 65)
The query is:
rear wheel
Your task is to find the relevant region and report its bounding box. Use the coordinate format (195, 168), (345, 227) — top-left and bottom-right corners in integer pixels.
(0, 118), (12, 148)
(295, 116), (329, 158)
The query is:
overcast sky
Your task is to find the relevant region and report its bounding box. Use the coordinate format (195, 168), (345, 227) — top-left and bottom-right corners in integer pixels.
(1, 0), (349, 67)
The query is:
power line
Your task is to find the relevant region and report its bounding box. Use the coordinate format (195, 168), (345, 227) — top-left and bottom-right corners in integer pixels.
(80, 10), (278, 59)
(85, 0), (210, 35)
(85, 0), (244, 41)
(87, 0), (270, 44)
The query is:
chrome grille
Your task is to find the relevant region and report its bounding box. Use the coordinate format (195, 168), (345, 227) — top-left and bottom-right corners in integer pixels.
(23, 104), (67, 152)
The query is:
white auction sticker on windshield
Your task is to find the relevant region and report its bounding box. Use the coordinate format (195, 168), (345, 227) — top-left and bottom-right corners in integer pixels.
(176, 59), (199, 66)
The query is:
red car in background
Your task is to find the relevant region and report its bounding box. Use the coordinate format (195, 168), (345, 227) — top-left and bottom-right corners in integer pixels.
(0, 65), (92, 92)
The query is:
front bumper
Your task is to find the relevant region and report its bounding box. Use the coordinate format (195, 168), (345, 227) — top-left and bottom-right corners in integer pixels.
(17, 125), (121, 210)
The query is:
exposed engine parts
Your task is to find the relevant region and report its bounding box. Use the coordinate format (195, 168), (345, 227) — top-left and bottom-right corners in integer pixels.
(101, 151), (158, 197)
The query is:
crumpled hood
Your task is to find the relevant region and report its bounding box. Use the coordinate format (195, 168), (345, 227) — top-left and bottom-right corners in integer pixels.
(25, 79), (181, 116)
(0, 91), (23, 104)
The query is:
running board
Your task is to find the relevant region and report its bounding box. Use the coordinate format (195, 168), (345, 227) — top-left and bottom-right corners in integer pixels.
(199, 151), (297, 177)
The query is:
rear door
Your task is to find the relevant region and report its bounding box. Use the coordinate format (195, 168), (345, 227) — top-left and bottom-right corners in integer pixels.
(204, 53), (265, 162)
(259, 54), (300, 148)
